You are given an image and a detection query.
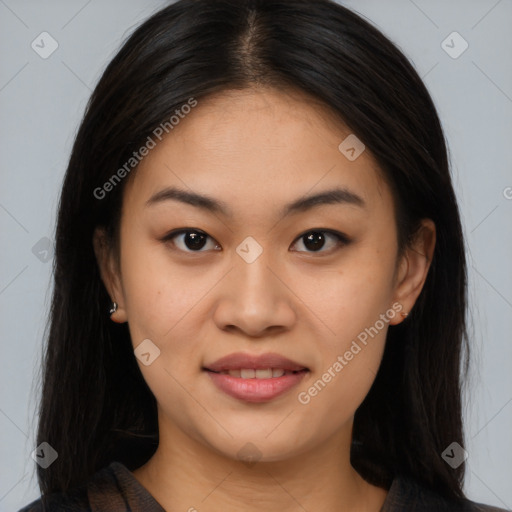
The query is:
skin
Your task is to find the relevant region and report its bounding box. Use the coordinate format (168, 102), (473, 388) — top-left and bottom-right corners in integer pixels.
(94, 87), (436, 512)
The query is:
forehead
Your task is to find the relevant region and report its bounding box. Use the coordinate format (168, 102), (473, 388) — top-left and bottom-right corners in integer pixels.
(123, 87), (391, 218)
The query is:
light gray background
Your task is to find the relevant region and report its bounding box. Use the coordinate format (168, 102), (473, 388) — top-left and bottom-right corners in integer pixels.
(1, 0), (511, 510)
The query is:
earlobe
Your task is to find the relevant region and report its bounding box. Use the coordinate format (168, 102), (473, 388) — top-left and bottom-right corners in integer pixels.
(92, 227), (128, 323)
(108, 300), (127, 323)
(389, 219), (436, 325)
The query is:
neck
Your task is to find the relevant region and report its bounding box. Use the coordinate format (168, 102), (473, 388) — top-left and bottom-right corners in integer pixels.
(132, 419), (388, 512)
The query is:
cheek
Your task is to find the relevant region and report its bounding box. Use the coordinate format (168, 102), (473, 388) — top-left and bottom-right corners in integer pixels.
(297, 298), (389, 430)
(119, 235), (207, 342)
(296, 245), (397, 344)
(291, 240), (395, 411)
(296, 337), (386, 442)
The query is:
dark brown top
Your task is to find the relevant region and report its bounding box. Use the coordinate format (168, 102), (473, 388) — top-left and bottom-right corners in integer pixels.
(18, 461), (508, 511)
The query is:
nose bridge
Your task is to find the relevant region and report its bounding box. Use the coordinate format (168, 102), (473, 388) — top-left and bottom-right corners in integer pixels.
(213, 236), (296, 335)
(234, 237), (278, 308)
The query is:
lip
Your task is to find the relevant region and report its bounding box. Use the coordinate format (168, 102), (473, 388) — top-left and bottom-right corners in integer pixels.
(203, 352), (309, 403)
(205, 370), (308, 403)
(203, 352), (308, 373)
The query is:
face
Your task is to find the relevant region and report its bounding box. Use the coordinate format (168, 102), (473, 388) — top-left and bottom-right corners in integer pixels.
(95, 87), (434, 463)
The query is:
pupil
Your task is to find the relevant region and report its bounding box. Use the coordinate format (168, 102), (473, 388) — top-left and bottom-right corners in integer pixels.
(183, 231), (326, 251)
(185, 231), (207, 250)
(304, 232), (325, 251)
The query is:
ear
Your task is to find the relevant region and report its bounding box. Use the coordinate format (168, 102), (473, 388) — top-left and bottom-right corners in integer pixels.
(92, 227), (128, 323)
(388, 218), (436, 326)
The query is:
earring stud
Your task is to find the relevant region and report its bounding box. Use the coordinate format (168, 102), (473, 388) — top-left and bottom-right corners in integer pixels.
(109, 301), (118, 315)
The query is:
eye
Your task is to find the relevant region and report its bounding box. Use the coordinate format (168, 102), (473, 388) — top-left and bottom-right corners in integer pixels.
(290, 229), (350, 253)
(162, 228), (350, 254)
(162, 229), (221, 252)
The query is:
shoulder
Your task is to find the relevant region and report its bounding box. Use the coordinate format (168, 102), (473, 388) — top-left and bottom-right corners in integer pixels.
(18, 461), (164, 512)
(385, 475), (509, 512)
(17, 462), (120, 512)
(17, 485), (89, 511)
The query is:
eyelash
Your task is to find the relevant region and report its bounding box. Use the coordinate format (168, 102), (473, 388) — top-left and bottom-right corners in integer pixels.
(161, 228), (351, 255)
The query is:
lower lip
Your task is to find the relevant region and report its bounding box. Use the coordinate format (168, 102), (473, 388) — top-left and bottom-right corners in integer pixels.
(205, 370), (308, 403)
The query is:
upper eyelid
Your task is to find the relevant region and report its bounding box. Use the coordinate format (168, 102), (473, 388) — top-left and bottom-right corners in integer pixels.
(162, 228), (346, 240)
(163, 228), (349, 251)
(164, 229), (220, 249)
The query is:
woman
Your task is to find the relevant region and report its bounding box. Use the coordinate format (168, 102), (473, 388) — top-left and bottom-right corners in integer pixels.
(19, 0), (507, 510)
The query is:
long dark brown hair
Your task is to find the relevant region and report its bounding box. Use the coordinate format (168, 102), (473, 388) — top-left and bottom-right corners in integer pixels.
(34, 0), (469, 503)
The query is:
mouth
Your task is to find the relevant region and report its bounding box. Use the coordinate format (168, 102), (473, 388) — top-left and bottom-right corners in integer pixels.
(203, 351), (309, 374)
(204, 368), (308, 378)
(202, 352), (310, 403)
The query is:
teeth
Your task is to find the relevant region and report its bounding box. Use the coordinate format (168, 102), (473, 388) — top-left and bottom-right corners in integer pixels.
(220, 368), (291, 378)
(240, 369), (255, 378)
(255, 369), (273, 379)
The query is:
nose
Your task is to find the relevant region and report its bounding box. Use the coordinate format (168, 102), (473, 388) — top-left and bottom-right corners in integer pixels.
(212, 247), (297, 338)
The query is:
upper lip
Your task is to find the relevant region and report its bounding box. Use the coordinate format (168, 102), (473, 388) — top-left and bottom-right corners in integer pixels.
(203, 352), (309, 372)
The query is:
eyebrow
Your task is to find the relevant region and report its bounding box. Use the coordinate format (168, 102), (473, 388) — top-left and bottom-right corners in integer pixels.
(145, 185), (366, 218)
